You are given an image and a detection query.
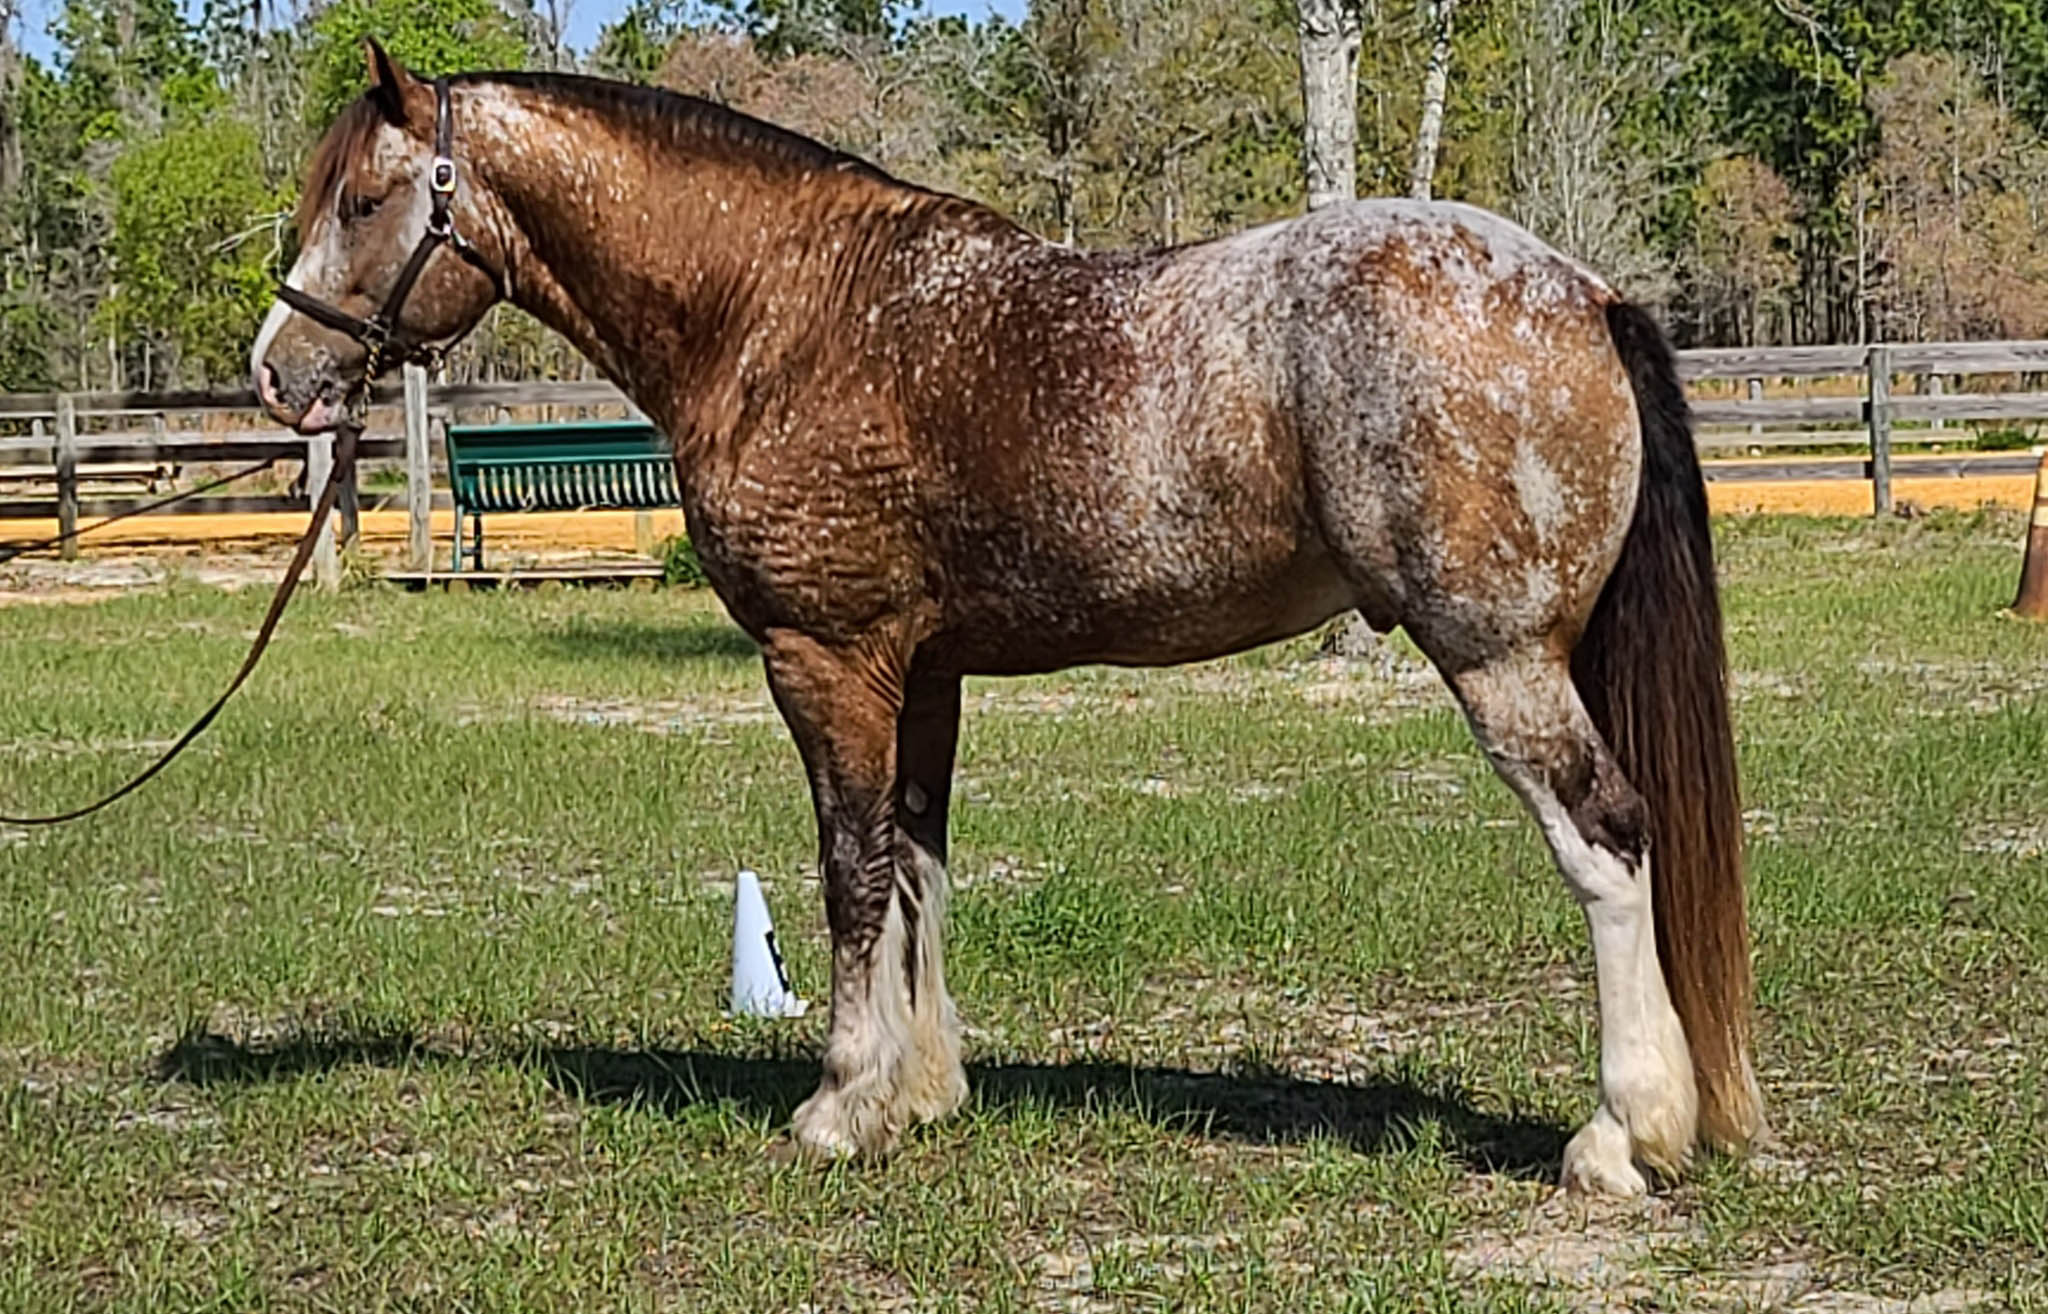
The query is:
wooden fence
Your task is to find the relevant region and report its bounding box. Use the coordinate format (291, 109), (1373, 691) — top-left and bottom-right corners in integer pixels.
(0, 370), (644, 583)
(4, 338), (2048, 581)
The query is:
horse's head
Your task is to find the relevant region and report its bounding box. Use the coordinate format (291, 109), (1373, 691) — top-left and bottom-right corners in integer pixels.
(253, 39), (504, 432)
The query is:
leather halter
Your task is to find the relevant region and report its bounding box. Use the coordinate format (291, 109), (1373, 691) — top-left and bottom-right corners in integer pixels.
(274, 78), (502, 385)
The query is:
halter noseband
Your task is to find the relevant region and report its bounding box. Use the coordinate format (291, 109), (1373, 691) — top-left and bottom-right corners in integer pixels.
(275, 78), (503, 387)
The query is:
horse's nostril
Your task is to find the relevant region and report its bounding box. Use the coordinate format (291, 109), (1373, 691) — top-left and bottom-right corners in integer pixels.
(258, 364), (283, 409)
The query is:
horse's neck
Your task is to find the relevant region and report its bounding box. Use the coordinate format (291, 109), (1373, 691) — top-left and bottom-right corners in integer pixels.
(460, 82), (925, 436)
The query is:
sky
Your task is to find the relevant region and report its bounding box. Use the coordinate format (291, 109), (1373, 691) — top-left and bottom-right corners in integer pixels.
(9, 0), (1029, 67)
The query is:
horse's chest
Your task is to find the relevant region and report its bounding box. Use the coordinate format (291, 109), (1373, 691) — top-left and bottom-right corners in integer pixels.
(682, 425), (921, 636)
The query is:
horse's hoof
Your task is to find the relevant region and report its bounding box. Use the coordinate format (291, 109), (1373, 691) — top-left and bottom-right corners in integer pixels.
(1561, 1113), (1649, 1198)
(790, 1086), (899, 1162)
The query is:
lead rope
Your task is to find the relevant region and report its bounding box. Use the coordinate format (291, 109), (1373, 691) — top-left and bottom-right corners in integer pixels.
(1, 422), (361, 827)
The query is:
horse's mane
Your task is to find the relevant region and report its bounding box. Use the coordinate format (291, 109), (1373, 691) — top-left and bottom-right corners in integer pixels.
(297, 69), (925, 239)
(297, 95), (385, 237)
(470, 71), (910, 188)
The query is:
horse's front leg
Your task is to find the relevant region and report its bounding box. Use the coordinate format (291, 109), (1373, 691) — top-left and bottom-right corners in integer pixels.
(761, 629), (941, 1159)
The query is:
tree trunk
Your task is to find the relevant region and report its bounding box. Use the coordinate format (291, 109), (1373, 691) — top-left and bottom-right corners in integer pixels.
(1299, 0), (1381, 664)
(0, 12), (20, 204)
(1297, 0), (1361, 210)
(1408, 0), (1455, 200)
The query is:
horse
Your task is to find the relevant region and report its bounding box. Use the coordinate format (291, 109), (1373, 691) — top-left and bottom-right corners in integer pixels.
(251, 40), (1765, 1196)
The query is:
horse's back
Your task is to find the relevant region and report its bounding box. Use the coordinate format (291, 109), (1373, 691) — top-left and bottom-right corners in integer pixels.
(896, 228), (1350, 673)
(890, 198), (1640, 674)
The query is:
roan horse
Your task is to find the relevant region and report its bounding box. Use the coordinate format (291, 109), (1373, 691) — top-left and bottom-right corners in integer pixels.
(252, 41), (1764, 1196)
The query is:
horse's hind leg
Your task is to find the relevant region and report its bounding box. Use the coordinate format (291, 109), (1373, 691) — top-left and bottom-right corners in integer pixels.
(1434, 643), (1697, 1196)
(892, 670), (969, 1125)
(760, 629), (927, 1159)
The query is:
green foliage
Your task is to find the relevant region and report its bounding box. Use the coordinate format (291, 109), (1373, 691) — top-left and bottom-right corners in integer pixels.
(104, 113), (283, 385)
(1971, 427), (2043, 452)
(591, 0), (693, 83)
(715, 0), (902, 56)
(659, 533), (710, 587)
(0, 298), (65, 392)
(304, 0), (530, 126)
(8, 0), (2048, 392)
(50, 0), (203, 109)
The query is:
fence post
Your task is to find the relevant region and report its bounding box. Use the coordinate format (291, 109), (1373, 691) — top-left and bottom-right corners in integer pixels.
(338, 452), (361, 553)
(1927, 373), (1944, 433)
(405, 363), (432, 571)
(1867, 345), (1893, 517)
(305, 432), (340, 589)
(1746, 377), (1763, 446)
(54, 394), (78, 561)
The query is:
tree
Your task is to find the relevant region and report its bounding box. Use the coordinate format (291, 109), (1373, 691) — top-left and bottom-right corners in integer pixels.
(1409, 0), (1455, 199)
(303, 0), (529, 126)
(591, 0), (693, 81)
(1500, 0), (1692, 303)
(1, 0), (21, 205)
(1692, 156), (1798, 345)
(103, 109), (283, 386)
(1295, 0), (1359, 209)
(1864, 51), (2048, 340)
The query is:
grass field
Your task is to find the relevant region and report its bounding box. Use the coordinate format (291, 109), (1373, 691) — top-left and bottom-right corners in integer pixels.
(4, 509), (2048, 1311)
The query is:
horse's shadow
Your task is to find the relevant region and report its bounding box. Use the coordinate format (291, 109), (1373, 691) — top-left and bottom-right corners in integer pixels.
(156, 1028), (1566, 1180)
(529, 618), (760, 664)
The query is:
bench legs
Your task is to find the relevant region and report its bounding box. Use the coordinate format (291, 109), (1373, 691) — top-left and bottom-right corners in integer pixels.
(451, 507), (486, 574)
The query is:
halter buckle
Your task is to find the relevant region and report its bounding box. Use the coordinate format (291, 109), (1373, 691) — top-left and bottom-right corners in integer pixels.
(430, 156), (457, 196)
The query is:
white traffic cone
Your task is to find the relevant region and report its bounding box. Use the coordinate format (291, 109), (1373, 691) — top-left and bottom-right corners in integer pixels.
(729, 869), (809, 1018)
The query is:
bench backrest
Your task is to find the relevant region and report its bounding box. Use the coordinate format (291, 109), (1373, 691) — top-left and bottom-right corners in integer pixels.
(444, 419), (679, 513)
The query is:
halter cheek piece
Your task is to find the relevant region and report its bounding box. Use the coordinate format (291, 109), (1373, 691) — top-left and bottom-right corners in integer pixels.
(275, 78), (503, 386)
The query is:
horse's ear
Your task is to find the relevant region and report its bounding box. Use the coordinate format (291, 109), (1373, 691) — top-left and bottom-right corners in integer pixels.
(363, 37), (418, 128)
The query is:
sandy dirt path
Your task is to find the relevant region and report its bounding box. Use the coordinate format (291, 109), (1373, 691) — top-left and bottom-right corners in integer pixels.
(0, 474), (2030, 565)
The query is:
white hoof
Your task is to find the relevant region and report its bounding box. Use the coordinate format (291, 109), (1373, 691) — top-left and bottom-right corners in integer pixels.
(1610, 1080), (1697, 1180)
(1561, 1108), (1648, 1198)
(790, 1081), (900, 1161)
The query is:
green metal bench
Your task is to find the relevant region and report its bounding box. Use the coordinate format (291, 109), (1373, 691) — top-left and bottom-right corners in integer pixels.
(443, 419), (678, 571)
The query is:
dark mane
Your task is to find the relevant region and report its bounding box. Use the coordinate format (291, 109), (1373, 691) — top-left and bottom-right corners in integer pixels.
(457, 70), (912, 190)
(298, 69), (930, 240)
(296, 95), (384, 237)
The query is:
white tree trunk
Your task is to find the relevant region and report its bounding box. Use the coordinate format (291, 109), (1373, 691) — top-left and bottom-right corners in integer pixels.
(1297, 0), (1361, 210)
(1408, 0), (1455, 200)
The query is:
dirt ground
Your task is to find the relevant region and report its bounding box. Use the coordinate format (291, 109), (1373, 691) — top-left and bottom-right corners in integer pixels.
(0, 506), (690, 562)
(0, 474), (2030, 565)
(1707, 471), (2033, 517)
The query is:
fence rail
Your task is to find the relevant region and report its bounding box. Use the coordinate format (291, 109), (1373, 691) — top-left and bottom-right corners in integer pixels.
(5, 338), (2048, 579)
(1679, 339), (2048, 380)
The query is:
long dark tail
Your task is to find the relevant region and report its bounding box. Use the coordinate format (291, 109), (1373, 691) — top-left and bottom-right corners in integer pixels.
(1571, 301), (1763, 1154)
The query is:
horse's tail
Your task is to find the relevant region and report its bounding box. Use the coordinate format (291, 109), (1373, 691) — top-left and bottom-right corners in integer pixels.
(1570, 300), (1763, 1154)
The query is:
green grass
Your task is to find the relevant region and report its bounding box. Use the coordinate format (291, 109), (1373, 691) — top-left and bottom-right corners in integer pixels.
(4, 508), (2048, 1310)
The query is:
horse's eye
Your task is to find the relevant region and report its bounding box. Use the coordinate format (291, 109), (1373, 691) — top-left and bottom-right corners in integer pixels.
(352, 193), (383, 220)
